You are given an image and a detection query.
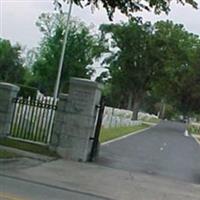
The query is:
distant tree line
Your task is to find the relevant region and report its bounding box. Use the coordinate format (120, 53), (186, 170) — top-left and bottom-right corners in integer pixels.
(1, 12), (200, 120)
(98, 18), (200, 120)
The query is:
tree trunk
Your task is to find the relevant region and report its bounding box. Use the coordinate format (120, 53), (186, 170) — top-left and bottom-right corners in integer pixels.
(127, 93), (133, 110)
(158, 99), (165, 119)
(131, 93), (142, 121)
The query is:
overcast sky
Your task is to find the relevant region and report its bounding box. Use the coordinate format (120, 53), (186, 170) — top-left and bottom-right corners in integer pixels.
(1, 0), (200, 49)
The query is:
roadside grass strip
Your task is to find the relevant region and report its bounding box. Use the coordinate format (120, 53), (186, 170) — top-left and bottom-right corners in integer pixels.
(0, 138), (58, 157)
(187, 122), (200, 136)
(187, 122), (200, 145)
(100, 123), (150, 143)
(142, 118), (161, 124)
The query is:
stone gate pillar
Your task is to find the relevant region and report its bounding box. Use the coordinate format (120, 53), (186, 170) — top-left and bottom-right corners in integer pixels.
(0, 82), (19, 138)
(51, 78), (102, 162)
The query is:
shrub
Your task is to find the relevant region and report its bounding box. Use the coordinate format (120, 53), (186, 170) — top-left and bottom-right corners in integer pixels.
(187, 123), (200, 135)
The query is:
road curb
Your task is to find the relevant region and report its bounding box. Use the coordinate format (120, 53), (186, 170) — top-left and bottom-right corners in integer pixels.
(0, 173), (115, 200)
(102, 124), (158, 146)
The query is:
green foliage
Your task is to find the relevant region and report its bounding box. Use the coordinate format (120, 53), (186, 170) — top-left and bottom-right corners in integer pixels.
(102, 82), (120, 107)
(0, 38), (25, 84)
(99, 19), (200, 119)
(17, 85), (38, 98)
(31, 13), (106, 95)
(0, 138), (58, 157)
(164, 104), (176, 119)
(54, 0), (197, 20)
(141, 93), (161, 115)
(100, 18), (164, 118)
(95, 71), (109, 84)
(152, 20), (200, 116)
(142, 118), (161, 124)
(187, 123), (200, 135)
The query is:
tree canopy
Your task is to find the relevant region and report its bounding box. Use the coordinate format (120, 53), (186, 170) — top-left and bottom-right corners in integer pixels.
(100, 18), (165, 119)
(98, 19), (200, 119)
(0, 38), (25, 84)
(152, 20), (200, 116)
(54, 0), (197, 20)
(1, 9), (200, 120)
(30, 13), (105, 95)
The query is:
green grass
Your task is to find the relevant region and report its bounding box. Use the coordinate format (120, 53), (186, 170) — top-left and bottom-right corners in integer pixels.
(187, 123), (200, 135)
(100, 123), (150, 143)
(0, 149), (18, 159)
(0, 138), (58, 157)
(142, 118), (161, 124)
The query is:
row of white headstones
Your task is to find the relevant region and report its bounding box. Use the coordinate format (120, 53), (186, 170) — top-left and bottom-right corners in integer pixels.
(102, 106), (158, 128)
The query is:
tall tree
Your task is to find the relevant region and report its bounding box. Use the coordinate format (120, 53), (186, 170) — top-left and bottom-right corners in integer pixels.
(99, 19), (200, 120)
(0, 38), (25, 84)
(100, 18), (163, 119)
(152, 20), (200, 117)
(31, 13), (105, 95)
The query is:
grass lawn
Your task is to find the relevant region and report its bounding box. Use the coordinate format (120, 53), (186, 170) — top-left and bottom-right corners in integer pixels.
(100, 123), (150, 143)
(0, 138), (58, 157)
(187, 123), (200, 136)
(142, 118), (161, 124)
(0, 149), (18, 159)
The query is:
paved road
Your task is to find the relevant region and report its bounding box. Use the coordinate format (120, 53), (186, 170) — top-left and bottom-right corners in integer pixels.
(98, 121), (200, 184)
(0, 175), (108, 200)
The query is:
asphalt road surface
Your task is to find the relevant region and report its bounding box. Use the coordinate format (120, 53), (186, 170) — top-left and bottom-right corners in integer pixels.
(98, 121), (200, 184)
(0, 175), (109, 200)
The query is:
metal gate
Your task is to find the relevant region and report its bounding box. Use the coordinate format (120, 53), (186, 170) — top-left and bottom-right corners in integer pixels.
(9, 96), (57, 144)
(89, 97), (105, 161)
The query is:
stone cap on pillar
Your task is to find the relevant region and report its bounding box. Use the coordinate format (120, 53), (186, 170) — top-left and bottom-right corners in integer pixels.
(0, 82), (20, 92)
(70, 78), (103, 90)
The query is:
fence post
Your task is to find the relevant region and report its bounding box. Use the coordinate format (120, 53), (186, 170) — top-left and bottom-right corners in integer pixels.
(50, 78), (102, 162)
(0, 82), (19, 138)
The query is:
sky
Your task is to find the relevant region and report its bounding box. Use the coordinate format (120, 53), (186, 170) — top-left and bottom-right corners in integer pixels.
(1, 0), (200, 50)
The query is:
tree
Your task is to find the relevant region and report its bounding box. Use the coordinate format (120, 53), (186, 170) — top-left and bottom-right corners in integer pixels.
(151, 20), (200, 117)
(99, 19), (200, 120)
(100, 18), (164, 119)
(169, 45), (200, 116)
(31, 13), (105, 95)
(0, 38), (25, 84)
(54, 0), (197, 20)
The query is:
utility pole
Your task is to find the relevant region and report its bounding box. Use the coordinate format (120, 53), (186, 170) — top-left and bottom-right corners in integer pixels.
(54, 0), (73, 98)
